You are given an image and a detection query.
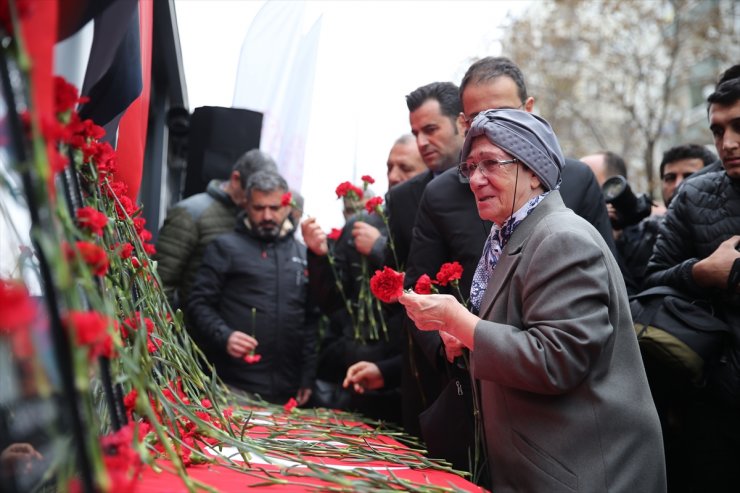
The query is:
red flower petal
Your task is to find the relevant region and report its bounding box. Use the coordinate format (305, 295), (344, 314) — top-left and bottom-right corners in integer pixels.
(414, 274), (433, 295)
(370, 266), (405, 303)
(435, 261), (463, 287)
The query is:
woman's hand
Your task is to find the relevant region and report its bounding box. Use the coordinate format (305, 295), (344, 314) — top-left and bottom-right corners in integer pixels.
(399, 291), (479, 350)
(440, 331), (465, 362)
(398, 292), (462, 330)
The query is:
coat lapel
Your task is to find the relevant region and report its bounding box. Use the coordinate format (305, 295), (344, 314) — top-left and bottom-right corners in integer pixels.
(477, 191), (564, 319)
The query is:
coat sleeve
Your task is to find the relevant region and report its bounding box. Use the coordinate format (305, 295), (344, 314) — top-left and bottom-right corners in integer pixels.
(385, 189), (411, 270)
(154, 206), (198, 305)
(643, 189), (703, 296)
(185, 240), (234, 353)
(472, 228), (614, 394)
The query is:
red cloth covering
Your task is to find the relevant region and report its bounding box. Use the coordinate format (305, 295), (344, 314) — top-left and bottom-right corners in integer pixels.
(114, 0), (152, 201)
(135, 412), (487, 492)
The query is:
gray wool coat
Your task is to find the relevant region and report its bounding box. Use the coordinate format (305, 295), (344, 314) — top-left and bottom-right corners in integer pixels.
(472, 191), (666, 493)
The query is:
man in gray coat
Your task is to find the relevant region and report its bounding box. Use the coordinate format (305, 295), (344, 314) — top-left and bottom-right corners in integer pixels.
(401, 109), (665, 492)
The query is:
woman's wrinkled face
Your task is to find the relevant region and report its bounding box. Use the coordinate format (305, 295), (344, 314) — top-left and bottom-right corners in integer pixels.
(466, 136), (541, 226)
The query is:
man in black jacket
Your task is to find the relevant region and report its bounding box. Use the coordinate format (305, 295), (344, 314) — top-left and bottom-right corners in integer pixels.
(187, 170), (318, 405)
(644, 64), (740, 492)
(155, 149), (277, 309)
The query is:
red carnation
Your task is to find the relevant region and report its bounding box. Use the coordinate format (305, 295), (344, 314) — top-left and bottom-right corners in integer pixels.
(132, 217), (147, 234)
(123, 389), (138, 413)
(138, 228), (153, 243)
(327, 228), (342, 241)
(116, 243), (134, 259)
(0, 279), (36, 333)
(335, 181), (364, 200)
(436, 261), (463, 287)
(370, 266), (405, 303)
(244, 352), (262, 364)
(76, 206), (108, 236)
(281, 192), (293, 207)
(53, 76), (85, 115)
(65, 241), (109, 276)
(361, 175), (375, 185)
(49, 149), (69, 174)
(283, 397), (298, 413)
(64, 310), (113, 359)
(67, 116), (105, 145)
(414, 274), (434, 295)
(364, 196), (384, 214)
(64, 310), (109, 345)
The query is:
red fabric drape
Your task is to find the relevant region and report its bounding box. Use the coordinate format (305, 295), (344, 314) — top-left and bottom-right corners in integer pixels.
(114, 0), (152, 201)
(20, 0), (58, 188)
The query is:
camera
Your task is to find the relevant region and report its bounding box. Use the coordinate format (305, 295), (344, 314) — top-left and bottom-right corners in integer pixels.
(602, 175), (652, 229)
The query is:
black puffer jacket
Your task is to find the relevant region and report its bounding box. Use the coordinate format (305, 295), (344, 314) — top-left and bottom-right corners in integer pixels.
(645, 170), (740, 405)
(187, 215), (318, 401)
(645, 171), (740, 303)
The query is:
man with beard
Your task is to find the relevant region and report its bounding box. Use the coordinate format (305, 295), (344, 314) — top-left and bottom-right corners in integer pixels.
(188, 170), (318, 405)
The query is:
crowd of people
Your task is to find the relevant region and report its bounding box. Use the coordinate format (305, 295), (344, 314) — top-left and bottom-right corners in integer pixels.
(154, 59), (740, 492)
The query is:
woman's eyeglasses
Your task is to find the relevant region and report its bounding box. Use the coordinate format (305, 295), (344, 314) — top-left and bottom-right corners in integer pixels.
(458, 158), (519, 179)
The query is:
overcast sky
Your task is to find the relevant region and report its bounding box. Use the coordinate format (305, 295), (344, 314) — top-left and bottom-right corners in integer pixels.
(175, 0), (530, 229)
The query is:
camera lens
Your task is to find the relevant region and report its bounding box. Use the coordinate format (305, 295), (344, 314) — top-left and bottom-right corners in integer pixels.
(602, 176), (627, 202)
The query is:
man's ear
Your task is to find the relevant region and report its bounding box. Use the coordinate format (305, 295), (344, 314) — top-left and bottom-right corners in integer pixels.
(455, 113), (467, 136)
(523, 96), (535, 113)
(230, 170), (242, 188)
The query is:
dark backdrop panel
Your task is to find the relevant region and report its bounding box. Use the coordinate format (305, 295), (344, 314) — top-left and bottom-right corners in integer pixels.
(183, 106), (262, 198)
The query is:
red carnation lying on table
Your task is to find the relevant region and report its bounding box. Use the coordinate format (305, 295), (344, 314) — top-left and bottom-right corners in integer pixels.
(369, 266), (405, 303)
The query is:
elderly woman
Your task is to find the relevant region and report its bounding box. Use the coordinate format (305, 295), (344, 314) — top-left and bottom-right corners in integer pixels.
(399, 109), (666, 492)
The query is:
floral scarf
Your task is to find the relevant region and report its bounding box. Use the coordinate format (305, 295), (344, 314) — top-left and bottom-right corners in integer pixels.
(469, 191), (550, 313)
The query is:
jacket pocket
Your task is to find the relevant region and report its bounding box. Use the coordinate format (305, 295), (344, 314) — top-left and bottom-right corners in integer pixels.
(511, 430), (578, 492)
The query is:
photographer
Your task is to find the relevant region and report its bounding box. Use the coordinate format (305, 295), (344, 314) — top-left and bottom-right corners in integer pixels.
(614, 145), (715, 293)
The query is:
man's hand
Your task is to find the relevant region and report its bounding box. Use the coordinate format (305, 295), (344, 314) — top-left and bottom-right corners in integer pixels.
(439, 331), (464, 362)
(693, 235), (740, 289)
(296, 387), (312, 406)
(352, 221), (381, 256)
(1, 443), (42, 474)
(301, 217), (328, 256)
(343, 361), (385, 394)
(226, 332), (258, 358)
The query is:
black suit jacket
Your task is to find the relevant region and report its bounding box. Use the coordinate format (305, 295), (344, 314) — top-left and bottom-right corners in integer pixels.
(559, 158), (618, 258)
(385, 170), (434, 269)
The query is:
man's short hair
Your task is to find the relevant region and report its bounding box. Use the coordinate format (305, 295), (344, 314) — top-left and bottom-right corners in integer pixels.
(459, 56), (529, 104)
(405, 82), (462, 121)
(233, 149), (278, 189)
(659, 144), (716, 178)
(394, 134), (415, 146)
(706, 64), (740, 110)
(245, 169), (288, 196)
